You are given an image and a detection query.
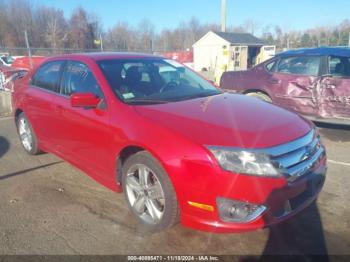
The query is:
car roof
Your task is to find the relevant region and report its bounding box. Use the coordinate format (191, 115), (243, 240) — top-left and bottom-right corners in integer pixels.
(279, 47), (350, 58)
(48, 52), (164, 61)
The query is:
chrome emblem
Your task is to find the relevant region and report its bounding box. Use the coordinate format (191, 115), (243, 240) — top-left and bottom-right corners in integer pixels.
(301, 145), (315, 161)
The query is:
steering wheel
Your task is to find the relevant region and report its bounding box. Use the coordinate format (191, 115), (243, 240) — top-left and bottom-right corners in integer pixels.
(159, 81), (178, 93)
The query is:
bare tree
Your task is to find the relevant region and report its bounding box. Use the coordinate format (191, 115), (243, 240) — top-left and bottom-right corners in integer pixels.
(137, 19), (155, 52)
(242, 19), (260, 35)
(105, 22), (135, 51)
(36, 7), (67, 49)
(6, 0), (35, 47)
(67, 7), (96, 49)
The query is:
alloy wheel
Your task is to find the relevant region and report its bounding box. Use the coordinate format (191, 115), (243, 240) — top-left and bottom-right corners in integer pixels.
(125, 164), (165, 224)
(18, 117), (33, 151)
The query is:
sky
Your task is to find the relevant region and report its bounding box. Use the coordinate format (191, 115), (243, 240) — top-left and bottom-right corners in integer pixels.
(33, 0), (350, 34)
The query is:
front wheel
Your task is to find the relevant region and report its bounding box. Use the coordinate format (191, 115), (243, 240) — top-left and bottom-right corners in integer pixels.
(122, 151), (179, 232)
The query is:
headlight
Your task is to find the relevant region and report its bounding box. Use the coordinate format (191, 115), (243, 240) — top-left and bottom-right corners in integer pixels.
(207, 146), (280, 177)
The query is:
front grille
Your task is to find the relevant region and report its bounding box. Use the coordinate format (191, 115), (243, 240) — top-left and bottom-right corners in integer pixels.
(262, 129), (325, 182)
(274, 130), (325, 182)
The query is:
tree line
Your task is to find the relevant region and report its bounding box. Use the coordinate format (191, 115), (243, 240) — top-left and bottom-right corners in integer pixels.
(0, 0), (349, 55)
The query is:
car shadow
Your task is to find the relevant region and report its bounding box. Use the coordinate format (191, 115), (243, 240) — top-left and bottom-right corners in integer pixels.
(261, 202), (328, 257)
(241, 200), (328, 262)
(0, 136), (10, 159)
(0, 161), (63, 180)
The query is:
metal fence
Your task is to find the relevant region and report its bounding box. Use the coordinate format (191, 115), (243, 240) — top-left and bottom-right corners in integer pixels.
(0, 46), (155, 57)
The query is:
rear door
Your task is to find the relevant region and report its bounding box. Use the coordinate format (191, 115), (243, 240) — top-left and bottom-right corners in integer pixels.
(266, 55), (322, 116)
(25, 61), (64, 149)
(53, 60), (114, 177)
(318, 55), (350, 119)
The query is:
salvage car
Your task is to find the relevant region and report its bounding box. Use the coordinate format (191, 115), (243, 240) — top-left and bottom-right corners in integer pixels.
(12, 53), (326, 232)
(11, 56), (45, 71)
(220, 47), (350, 125)
(0, 65), (26, 91)
(0, 54), (14, 67)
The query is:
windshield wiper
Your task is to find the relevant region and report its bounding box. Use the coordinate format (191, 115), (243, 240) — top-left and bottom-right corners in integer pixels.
(175, 91), (220, 101)
(125, 98), (171, 105)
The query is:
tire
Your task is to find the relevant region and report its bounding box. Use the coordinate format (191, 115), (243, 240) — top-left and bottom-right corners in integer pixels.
(16, 112), (41, 155)
(122, 151), (179, 232)
(246, 92), (272, 103)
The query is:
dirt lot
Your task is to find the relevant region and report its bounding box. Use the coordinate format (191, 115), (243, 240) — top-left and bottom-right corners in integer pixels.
(0, 116), (349, 256)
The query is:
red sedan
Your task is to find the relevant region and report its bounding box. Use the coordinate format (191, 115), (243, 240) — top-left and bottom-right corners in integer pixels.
(12, 53), (326, 233)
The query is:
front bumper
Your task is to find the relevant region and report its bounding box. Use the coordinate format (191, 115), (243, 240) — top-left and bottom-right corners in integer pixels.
(178, 136), (327, 233)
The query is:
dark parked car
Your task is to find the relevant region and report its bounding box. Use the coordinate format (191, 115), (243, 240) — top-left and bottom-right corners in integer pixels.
(220, 47), (350, 125)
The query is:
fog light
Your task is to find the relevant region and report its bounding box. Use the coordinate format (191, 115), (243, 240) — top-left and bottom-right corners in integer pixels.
(216, 197), (266, 223)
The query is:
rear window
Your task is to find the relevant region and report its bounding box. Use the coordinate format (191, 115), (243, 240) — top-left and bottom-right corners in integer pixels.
(276, 56), (321, 76)
(31, 61), (64, 92)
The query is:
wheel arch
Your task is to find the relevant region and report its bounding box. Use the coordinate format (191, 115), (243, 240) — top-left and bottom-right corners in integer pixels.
(115, 145), (146, 184)
(14, 108), (24, 127)
(243, 89), (271, 98)
(14, 108), (23, 120)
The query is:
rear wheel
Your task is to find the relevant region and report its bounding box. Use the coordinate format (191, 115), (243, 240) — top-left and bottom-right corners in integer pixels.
(246, 92), (272, 103)
(16, 113), (41, 155)
(122, 151), (179, 232)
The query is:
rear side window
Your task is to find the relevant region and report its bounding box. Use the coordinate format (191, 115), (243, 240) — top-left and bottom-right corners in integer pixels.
(31, 61), (64, 92)
(329, 56), (350, 77)
(60, 61), (104, 98)
(276, 56), (321, 76)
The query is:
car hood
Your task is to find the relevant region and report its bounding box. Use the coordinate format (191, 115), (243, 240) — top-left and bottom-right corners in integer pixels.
(134, 93), (312, 148)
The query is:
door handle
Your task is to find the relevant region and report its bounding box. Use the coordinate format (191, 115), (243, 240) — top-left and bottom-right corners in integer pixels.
(268, 78), (280, 85)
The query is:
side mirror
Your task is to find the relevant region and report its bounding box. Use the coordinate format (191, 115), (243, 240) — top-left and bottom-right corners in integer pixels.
(70, 92), (100, 108)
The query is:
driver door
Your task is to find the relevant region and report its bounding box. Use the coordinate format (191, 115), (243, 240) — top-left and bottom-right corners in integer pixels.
(53, 61), (115, 178)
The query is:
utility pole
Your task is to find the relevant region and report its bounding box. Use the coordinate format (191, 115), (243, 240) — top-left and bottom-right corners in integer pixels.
(100, 34), (104, 51)
(221, 0), (227, 32)
(24, 30), (33, 69)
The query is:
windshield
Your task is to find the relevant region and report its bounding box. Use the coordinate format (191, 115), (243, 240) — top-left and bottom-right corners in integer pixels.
(98, 58), (220, 104)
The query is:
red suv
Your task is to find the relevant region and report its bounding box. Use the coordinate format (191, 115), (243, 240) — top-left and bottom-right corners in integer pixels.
(13, 53), (326, 233)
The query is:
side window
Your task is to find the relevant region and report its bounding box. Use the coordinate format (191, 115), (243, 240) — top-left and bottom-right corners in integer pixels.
(329, 56), (350, 77)
(265, 60), (277, 72)
(276, 56), (321, 76)
(61, 61), (104, 98)
(32, 61), (63, 92)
